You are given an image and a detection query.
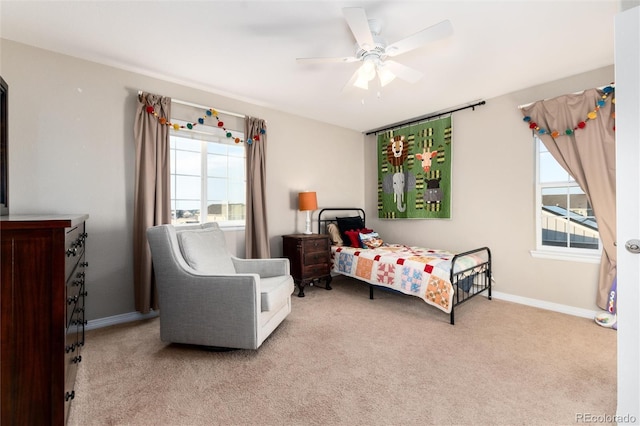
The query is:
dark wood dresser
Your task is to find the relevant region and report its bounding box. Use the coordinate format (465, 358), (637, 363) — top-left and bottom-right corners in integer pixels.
(1, 214), (89, 425)
(282, 234), (332, 297)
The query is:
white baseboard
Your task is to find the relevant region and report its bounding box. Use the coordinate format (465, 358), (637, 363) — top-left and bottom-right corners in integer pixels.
(490, 291), (599, 320)
(86, 310), (159, 331)
(85, 291), (599, 331)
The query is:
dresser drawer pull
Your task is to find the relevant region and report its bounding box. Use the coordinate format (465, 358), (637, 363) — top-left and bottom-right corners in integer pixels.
(80, 261), (89, 267)
(67, 295), (78, 305)
(72, 355), (82, 364)
(65, 390), (75, 402)
(80, 291), (88, 297)
(74, 307), (85, 315)
(66, 247), (78, 257)
(71, 319), (88, 326)
(72, 279), (84, 287)
(65, 343), (77, 353)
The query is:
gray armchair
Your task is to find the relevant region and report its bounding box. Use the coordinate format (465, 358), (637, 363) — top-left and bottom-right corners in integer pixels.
(146, 222), (294, 350)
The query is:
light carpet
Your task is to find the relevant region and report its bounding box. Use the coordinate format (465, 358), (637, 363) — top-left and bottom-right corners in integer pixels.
(68, 276), (617, 426)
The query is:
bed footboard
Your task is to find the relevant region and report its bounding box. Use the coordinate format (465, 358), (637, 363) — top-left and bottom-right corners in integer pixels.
(449, 247), (492, 325)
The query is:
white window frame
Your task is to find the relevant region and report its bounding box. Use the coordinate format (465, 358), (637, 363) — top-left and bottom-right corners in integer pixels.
(531, 135), (601, 263)
(169, 120), (245, 229)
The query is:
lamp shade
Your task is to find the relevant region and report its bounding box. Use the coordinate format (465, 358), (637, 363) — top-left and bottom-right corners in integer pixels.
(298, 191), (318, 211)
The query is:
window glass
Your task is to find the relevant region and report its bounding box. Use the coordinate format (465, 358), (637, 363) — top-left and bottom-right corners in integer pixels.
(539, 150), (571, 183)
(535, 136), (600, 256)
(170, 119), (245, 227)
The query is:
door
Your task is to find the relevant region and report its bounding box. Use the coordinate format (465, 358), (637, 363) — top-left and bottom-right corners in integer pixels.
(615, 6), (640, 422)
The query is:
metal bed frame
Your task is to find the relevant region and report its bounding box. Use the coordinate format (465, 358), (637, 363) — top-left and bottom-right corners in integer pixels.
(317, 207), (492, 324)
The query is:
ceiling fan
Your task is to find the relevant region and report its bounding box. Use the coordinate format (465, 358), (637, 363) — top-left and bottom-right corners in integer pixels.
(296, 7), (453, 91)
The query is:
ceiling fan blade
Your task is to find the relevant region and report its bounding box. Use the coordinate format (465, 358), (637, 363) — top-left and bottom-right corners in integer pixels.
(383, 60), (424, 84)
(296, 56), (359, 64)
(385, 19), (453, 57)
(342, 7), (375, 50)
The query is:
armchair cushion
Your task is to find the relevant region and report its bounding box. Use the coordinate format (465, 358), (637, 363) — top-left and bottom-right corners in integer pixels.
(260, 275), (294, 312)
(177, 227), (236, 274)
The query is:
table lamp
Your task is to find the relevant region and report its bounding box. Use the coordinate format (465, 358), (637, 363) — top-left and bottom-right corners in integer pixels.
(298, 191), (318, 234)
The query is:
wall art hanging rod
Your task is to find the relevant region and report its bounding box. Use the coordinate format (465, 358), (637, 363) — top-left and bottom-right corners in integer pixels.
(137, 90), (245, 118)
(365, 100), (486, 135)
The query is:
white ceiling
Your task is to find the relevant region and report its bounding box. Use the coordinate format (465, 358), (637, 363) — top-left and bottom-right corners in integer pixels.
(0, 1), (620, 132)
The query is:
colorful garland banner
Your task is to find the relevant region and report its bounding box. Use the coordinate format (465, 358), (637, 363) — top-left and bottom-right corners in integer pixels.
(377, 116), (452, 219)
(522, 85), (615, 137)
(144, 104), (265, 144)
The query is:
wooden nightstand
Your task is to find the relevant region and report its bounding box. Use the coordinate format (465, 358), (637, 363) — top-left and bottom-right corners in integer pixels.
(282, 234), (332, 297)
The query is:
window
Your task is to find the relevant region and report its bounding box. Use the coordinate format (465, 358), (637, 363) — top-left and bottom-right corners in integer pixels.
(170, 119), (245, 227)
(534, 135), (600, 261)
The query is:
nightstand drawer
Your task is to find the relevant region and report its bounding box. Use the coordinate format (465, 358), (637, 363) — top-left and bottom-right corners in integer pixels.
(302, 263), (330, 278)
(303, 251), (329, 265)
(302, 237), (329, 253)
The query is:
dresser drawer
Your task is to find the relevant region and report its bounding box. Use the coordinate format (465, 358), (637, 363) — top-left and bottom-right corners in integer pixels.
(65, 259), (86, 328)
(65, 322), (81, 386)
(64, 223), (86, 281)
(64, 320), (82, 416)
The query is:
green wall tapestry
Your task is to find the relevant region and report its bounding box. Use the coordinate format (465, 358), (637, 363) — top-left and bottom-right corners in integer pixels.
(377, 116), (452, 219)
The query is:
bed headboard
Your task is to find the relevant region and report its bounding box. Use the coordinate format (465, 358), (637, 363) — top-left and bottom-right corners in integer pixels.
(317, 208), (366, 234)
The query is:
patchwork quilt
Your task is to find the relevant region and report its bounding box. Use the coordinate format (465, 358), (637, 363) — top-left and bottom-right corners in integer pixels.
(332, 244), (483, 313)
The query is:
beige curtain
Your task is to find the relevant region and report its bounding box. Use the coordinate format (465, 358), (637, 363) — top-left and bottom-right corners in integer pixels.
(133, 92), (171, 313)
(245, 117), (270, 258)
(521, 87), (616, 309)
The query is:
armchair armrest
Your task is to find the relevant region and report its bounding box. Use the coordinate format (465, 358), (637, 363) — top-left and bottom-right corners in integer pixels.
(158, 271), (262, 348)
(232, 256), (290, 278)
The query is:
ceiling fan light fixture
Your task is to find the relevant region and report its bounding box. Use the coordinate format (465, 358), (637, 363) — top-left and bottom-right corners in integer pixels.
(359, 58), (377, 81)
(377, 65), (396, 87)
(353, 74), (370, 90)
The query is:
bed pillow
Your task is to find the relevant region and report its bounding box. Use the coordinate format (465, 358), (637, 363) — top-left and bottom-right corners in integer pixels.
(336, 216), (365, 246)
(326, 223), (343, 246)
(344, 228), (375, 248)
(344, 230), (363, 248)
(360, 231), (383, 249)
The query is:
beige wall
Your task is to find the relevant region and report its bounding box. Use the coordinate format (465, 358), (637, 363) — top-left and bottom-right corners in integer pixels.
(1, 37), (613, 320)
(0, 39), (364, 320)
(364, 66), (614, 312)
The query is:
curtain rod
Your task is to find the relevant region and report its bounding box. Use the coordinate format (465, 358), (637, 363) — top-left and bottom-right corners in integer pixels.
(365, 100), (486, 136)
(517, 83), (615, 110)
(137, 90), (245, 118)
